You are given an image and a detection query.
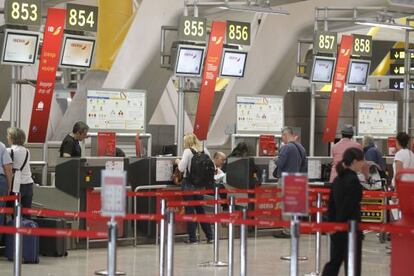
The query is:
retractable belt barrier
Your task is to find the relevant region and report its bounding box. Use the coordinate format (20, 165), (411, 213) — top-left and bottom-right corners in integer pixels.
(0, 195), (19, 202)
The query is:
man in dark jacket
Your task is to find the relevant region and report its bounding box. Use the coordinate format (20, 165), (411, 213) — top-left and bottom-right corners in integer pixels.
(362, 135), (386, 171)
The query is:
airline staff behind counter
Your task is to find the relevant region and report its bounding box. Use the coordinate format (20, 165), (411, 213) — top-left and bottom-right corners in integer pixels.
(59, 121), (89, 157)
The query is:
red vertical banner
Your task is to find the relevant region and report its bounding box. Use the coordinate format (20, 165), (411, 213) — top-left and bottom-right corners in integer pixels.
(28, 8), (66, 143)
(322, 35), (354, 143)
(193, 21), (226, 140)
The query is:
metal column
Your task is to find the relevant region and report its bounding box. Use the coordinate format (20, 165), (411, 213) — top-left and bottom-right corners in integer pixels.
(176, 77), (185, 155)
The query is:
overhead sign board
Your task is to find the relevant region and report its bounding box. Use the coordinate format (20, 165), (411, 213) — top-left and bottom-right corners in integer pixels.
(226, 21), (251, 46)
(390, 48), (414, 60)
(389, 78), (414, 90)
(65, 3), (98, 32)
(4, 0), (41, 26)
(314, 31), (337, 54)
(59, 35), (96, 69)
(178, 16), (207, 42)
(358, 100), (398, 137)
(1, 29), (40, 65)
(352, 34), (372, 57)
(390, 64), (406, 75)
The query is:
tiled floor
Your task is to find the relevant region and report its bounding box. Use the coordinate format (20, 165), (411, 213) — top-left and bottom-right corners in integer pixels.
(0, 233), (390, 276)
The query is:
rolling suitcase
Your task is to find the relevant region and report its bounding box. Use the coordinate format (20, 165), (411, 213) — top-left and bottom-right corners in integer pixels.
(5, 218), (39, 263)
(33, 217), (68, 257)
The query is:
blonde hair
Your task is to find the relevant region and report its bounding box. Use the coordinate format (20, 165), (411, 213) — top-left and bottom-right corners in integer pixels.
(183, 133), (202, 152)
(7, 127), (26, 146)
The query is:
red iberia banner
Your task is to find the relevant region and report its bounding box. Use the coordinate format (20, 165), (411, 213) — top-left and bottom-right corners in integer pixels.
(322, 35), (353, 142)
(193, 21), (226, 140)
(28, 8), (66, 143)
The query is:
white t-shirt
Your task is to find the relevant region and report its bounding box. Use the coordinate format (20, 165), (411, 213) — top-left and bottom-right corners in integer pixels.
(7, 145), (33, 185)
(393, 148), (414, 185)
(178, 147), (210, 177)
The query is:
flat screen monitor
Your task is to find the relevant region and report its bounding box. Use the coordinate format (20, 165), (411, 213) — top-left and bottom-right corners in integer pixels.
(60, 35), (96, 69)
(358, 100), (398, 137)
(174, 45), (205, 77)
(310, 56), (336, 83)
(220, 50), (248, 78)
(347, 59), (370, 86)
(1, 29), (40, 65)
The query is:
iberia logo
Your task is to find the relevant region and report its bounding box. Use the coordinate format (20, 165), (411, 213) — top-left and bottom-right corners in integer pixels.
(216, 36), (223, 45)
(49, 26), (62, 36)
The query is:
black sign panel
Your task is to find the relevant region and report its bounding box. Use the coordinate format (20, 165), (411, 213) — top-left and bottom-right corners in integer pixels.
(390, 64), (405, 75)
(178, 16), (207, 42)
(389, 78), (414, 90)
(226, 21), (251, 46)
(66, 4), (98, 32)
(352, 34), (372, 57)
(390, 48), (414, 60)
(4, 0), (41, 26)
(314, 31), (337, 54)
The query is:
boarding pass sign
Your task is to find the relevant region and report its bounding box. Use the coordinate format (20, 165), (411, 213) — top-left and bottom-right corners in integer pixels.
(101, 170), (126, 217)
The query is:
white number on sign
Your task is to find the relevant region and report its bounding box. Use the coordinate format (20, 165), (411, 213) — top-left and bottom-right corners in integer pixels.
(69, 9), (95, 28)
(11, 1), (38, 21)
(354, 38), (371, 54)
(183, 20), (204, 37)
(318, 34), (335, 50)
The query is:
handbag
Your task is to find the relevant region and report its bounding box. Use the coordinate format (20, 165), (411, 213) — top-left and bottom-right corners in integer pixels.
(171, 167), (183, 185)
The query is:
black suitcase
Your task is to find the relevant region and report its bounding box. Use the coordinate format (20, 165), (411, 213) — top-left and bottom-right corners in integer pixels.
(33, 217), (68, 257)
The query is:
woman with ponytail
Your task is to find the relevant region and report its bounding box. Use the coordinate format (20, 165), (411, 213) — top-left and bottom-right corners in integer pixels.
(322, 147), (365, 276)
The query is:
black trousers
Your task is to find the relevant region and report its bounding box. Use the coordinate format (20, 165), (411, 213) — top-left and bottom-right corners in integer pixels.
(322, 232), (362, 276)
(182, 179), (212, 242)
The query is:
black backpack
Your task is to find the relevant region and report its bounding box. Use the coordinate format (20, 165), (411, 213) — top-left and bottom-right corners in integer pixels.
(188, 148), (215, 187)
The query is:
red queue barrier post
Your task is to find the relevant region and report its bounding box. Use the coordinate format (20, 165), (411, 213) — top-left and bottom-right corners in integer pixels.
(159, 199), (167, 276)
(240, 207), (248, 276)
(14, 195), (22, 276)
(199, 185), (228, 267)
(347, 220), (357, 276)
(166, 211), (175, 276)
(227, 196), (235, 276)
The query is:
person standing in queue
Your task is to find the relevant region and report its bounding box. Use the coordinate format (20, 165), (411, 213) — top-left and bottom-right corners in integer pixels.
(213, 151), (228, 211)
(6, 127), (34, 211)
(59, 121), (89, 157)
(0, 139), (13, 233)
(175, 133), (213, 244)
(392, 132), (414, 186)
(322, 147), (365, 276)
(273, 126), (307, 239)
(362, 135), (386, 172)
(330, 125), (362, 183)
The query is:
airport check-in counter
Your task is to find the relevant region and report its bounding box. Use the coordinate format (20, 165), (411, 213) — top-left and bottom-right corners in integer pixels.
(128, 156), (177, 238)
(55, 157), (129, 229)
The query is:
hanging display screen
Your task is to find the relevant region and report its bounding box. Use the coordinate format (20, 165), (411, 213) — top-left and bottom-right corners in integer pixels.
(1, 29), (40, 65)
(59, 35), (95, 68)
(311, 56), (336, 83)
(236, 95), (284, 134)
(347, 59), (370, 86)
(174, 45), (205, 77)
(220, 50), (247, 78)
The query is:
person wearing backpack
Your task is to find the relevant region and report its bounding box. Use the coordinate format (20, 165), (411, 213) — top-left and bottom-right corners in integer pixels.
(7, 127), (34, 210)
(176, 133), (213, 244)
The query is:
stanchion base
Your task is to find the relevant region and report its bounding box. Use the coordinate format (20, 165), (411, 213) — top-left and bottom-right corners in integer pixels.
(198, 261), (228, 267)
(280, 256), (308, 261)
(304, 272), (320, 276)
(94, 269), (126, 275)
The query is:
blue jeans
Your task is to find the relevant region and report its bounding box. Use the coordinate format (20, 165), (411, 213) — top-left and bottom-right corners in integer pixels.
(182, 178), (212, 242)
(0, 175), (8, 240)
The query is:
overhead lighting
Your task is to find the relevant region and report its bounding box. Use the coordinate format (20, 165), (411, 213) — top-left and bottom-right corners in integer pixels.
(355, 21), (414, 30)
(219, 4), (289, 15)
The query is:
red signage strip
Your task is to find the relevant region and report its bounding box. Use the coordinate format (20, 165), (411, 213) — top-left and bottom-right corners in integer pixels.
(0, 226), (107, 239)
(193, 21), (226, 140)
(322, 35), (354, 142)
(28, 8), (66, 143)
